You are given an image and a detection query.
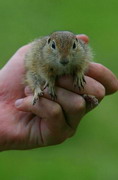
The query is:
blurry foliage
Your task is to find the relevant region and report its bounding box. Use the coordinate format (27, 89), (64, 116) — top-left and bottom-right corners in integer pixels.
(0, 0), (118, 179)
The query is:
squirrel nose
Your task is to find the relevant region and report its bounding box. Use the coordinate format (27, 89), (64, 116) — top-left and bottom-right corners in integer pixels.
(60, 59), (69, 66)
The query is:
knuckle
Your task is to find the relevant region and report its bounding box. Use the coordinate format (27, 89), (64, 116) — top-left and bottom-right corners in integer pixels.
(49, 104), (61, 118)
(54, 137), (66, 145)
(23, 97), (31, 111)
(97, 63), (106, 73)
(18, 96), (32, 112)
(96, 85), (105, 100)
(72, 96), (85, 114)
(45, 134), (67, 146)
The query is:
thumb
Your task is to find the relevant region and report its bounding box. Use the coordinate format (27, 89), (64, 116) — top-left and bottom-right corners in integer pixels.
(15, 96), (43, 117)
(15, 96), (57, 118)
(15, 96), (33, 112)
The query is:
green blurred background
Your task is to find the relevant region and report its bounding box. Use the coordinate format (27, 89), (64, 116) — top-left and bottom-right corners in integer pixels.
(0, 0), (118, 179)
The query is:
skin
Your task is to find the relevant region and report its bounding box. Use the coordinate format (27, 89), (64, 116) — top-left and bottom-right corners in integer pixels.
(0, 35), (117, 151)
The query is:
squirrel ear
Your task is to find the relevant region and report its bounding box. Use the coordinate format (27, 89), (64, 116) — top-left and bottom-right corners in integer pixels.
(75, 37), (78, 42)
(47, 38), (51, 44)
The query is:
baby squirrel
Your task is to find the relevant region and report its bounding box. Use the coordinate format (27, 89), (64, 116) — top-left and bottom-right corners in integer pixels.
(24, 31), (98, 107)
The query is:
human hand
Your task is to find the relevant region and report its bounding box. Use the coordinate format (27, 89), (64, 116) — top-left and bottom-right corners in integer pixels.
(0, 35), (117, 151)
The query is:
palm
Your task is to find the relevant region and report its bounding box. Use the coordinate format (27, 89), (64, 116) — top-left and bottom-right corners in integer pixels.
(0, 45), (64, 150)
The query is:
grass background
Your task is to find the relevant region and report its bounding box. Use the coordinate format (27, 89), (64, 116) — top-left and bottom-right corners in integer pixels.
(0, 0), (118, 179)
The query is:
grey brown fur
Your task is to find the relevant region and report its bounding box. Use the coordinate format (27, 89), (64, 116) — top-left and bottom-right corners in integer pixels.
(24, 31), (98, 106)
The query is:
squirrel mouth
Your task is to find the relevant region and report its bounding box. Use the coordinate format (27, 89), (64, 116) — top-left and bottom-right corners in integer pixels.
(60, 59), (69, 66)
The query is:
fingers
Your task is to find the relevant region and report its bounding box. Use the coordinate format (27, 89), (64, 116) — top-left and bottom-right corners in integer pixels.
(76, 34), (89, 44)
(24, 75), (103, 131)
(86, 63), (118, 95)
(24, 86), (92, 128)
(44, 87), (86, 130)
(15, 95), (62, 119)
(75, 36), (118, 95)
(23, 70), (105, 138)
(57, 75), (105, 101)
(15, 87), (87, 141)
(15, 96), (75, 145)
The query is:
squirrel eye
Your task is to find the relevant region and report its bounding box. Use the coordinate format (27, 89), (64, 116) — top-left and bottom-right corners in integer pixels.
(73, 42), (76, 49)
(51, 41), (56, 49)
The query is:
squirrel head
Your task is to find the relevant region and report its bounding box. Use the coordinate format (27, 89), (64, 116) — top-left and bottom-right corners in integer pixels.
(45, 31), (86, 66)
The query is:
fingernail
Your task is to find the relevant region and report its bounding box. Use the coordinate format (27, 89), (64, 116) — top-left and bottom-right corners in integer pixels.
(15, 99), (24, 107)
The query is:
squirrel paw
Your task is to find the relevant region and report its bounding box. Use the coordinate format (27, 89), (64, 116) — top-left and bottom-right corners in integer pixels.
(82, 94), (99, 109)
(43, 82), (49, 90)
(48, 87), (57, 100)
(33, 88), (44, 105)
(73, 75), (86, 89)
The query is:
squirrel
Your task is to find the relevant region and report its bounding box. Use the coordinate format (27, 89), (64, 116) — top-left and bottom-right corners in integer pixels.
(24, 31), (98, 107)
